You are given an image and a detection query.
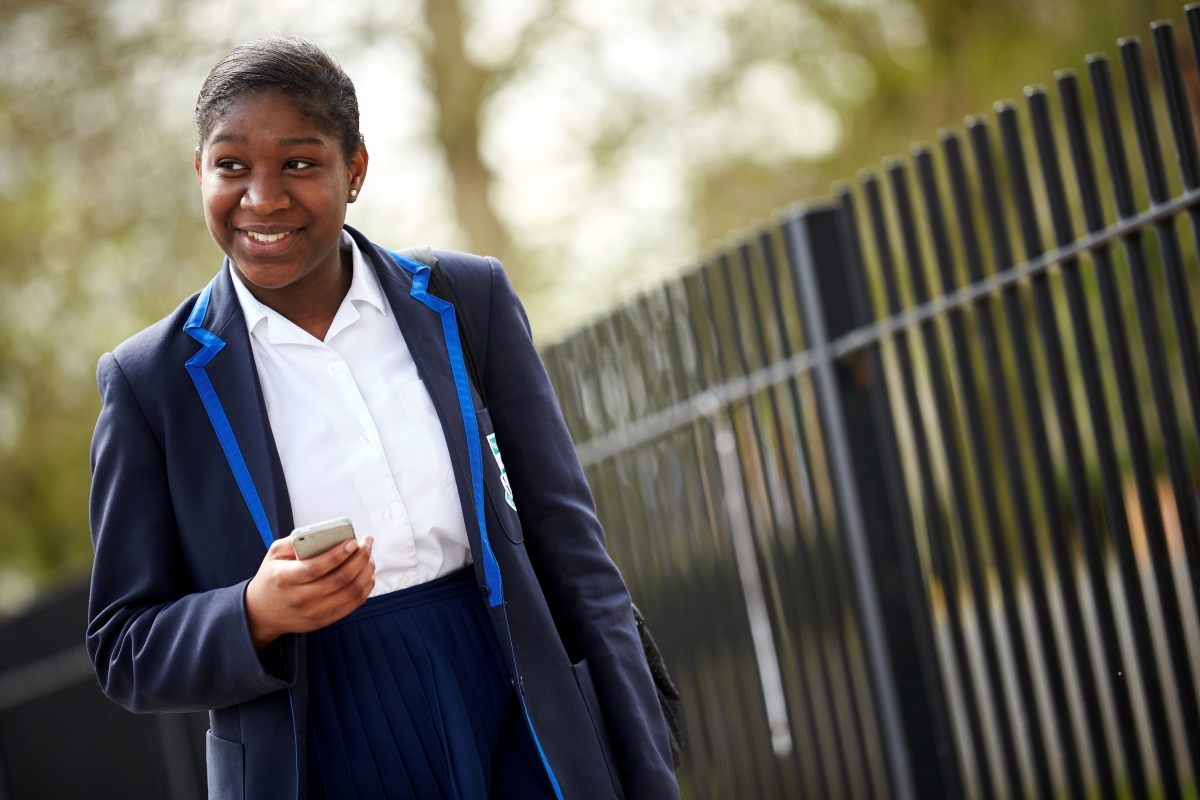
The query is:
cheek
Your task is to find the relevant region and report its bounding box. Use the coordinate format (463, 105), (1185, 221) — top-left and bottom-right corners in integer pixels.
(299, 183), (342, 219)
(200, 178), (239, 223)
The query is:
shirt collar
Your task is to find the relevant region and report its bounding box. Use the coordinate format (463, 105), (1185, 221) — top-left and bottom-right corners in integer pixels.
(341, 230), (388, 317)
(228, 229), (389, 347)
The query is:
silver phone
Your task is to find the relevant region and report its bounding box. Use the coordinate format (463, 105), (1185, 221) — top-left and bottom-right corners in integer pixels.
(290, 518), (356, 560)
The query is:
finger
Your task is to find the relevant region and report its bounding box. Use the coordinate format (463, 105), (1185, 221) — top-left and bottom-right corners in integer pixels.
(315, 561), (376, 625)
(316, 539), (374, 588)
(298, 537), (360, 582)
(315, 552), (376, 610)
(285, 537), (375, 624)
(326, 580), (374, 625)
(287, 541), (371, 605)
(268, 538), (363, 603)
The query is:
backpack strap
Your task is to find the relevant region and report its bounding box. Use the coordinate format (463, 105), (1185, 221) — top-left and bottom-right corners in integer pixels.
(397, 246), (488, 409)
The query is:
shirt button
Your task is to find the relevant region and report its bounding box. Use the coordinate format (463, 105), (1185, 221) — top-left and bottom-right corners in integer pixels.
(400, 573), (415, 589)
(326, 363), (340, 374)
(384, 507), (398, 520)
(360, 432), (371, 443)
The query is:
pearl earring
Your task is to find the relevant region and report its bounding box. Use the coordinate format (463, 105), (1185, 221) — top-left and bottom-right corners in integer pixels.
(349, 189), (358, 198)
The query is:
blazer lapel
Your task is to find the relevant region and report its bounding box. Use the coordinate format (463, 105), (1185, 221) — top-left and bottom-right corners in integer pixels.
(347, 226), (483, 556)
(187, 265), (294, 548)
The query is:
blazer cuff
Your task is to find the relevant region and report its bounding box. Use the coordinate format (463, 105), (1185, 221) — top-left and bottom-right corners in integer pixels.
(222, 580), (296, 701)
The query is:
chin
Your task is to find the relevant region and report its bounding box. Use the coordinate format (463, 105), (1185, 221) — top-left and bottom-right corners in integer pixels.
(235, 260), (305, 290)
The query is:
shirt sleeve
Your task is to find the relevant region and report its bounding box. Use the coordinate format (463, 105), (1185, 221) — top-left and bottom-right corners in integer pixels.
(86, 352), (295, 713)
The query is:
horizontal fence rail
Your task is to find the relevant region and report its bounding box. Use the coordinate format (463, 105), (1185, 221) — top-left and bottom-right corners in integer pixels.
(571, 183), (1200, 471)
(544, 6), (1200, 799)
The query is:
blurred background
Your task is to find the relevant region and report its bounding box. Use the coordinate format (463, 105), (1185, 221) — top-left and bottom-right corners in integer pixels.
(8, 0), (1200, 798)
(0, 0), (1183, 605)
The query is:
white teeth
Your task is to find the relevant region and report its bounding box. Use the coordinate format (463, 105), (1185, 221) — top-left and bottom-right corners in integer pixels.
(246, 230), (292, 243)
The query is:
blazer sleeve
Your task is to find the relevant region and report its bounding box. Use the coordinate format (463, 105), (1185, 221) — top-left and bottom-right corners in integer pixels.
(480, 259), (679, 799)
(86, 352), (295, 713)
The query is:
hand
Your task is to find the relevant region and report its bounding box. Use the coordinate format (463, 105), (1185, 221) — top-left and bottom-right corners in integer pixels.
(244, 535), (376, 650)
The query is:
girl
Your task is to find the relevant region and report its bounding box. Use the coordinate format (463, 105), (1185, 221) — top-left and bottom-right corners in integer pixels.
(86, 36), (678, 800)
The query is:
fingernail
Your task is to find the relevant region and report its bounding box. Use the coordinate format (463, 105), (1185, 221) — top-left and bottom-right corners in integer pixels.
(344, 541), (357, 553)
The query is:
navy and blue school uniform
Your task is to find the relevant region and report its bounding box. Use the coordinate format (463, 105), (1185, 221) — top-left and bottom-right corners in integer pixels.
(85, 226), (680, 799)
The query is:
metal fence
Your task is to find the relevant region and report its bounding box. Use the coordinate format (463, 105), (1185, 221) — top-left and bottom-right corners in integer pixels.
(542, 7), (1200, 800)
(0, 580), (208, 799)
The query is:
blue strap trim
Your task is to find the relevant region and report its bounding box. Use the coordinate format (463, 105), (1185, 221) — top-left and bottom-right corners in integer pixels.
(387, 252), (503, 607)
(389, 251), (563, 799)
(514, 623), (566, 799)
(183, 279), (276, 551)
(184, 257), (557, 798)
(287, 689), (300, 800)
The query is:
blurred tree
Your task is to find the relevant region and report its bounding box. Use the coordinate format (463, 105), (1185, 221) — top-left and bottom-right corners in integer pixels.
(693, 0), (1189, 244)
(0, 0), (217, 605)
(0, 0), (1191, 604)
(424, 0), (510, 264)
(420, 0), (569, 290)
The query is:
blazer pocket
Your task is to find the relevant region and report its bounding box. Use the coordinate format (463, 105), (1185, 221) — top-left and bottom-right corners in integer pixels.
(486, 482), (524, 544)
(206, 730), (245, 800)
(572, 659), (627, 800)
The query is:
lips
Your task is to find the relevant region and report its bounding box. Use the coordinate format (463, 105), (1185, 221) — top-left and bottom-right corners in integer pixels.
(237, 227), (300, 255)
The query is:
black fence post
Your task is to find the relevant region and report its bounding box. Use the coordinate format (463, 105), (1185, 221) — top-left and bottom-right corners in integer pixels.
(784, 204), (961, 800)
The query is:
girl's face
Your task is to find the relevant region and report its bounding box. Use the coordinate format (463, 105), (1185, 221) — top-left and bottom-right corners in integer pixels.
(194, 91), (367, 292)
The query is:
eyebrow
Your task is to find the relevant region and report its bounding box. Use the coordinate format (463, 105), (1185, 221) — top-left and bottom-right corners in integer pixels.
(207, 135), (327, 147)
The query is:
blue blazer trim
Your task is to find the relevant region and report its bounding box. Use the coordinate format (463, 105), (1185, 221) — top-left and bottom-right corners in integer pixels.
(387, 251), (504, 609)
(182, 252), (540, 797)
(88, 232), (679, 799)
(389, 250), (565, 799)
(183, 280), (275, 551)
(183, 279), (301, 798)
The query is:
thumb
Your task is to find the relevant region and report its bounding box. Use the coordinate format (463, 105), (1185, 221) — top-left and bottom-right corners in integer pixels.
(266, 536), (298, 561)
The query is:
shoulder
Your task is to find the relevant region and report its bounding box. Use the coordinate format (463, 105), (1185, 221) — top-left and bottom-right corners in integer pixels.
(350, 224), (506, 296)
(431, 250), (522, 311)
(101, 291), (201, 394)
(432, 249), (501, 289)
(360, 230), (524, 335)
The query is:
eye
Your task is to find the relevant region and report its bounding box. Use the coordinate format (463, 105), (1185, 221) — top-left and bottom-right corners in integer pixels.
(216, 159), (247, 171)
(285, 159), (315, 171)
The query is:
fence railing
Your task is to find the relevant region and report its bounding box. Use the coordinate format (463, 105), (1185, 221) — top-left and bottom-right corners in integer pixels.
(0, 580), (209, 799)
(543, 7), (1200, 799)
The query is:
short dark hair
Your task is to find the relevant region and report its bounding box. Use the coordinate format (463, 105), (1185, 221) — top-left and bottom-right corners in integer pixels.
(195, 37), (362, 163)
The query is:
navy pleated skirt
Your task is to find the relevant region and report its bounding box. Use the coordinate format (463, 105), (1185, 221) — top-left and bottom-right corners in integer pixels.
(305, 568), (557, 800)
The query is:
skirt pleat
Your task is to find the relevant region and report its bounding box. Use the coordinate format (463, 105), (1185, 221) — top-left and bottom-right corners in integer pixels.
(305, 568), (557, 800)
(370, 614), (447, 792)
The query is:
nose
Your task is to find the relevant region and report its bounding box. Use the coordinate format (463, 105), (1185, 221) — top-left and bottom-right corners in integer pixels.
(240, 170), (289, 215)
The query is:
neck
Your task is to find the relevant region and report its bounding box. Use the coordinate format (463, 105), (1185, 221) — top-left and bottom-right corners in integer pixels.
(234, 243), (353, 341)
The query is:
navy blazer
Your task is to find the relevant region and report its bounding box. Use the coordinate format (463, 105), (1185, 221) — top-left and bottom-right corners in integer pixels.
(87, 226), (679, 800)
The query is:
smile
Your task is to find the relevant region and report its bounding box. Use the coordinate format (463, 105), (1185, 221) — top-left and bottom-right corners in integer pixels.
(244, 230), (295, 243)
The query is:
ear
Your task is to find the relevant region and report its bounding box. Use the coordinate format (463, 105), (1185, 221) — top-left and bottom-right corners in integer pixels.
(347, 141), (368, 202)
(194, 147), (203, 184)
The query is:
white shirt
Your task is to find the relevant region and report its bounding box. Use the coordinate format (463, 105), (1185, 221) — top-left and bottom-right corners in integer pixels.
(230, 232), (472, 596)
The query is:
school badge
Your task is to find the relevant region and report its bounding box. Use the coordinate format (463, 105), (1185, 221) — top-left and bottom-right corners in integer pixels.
(486, 433), (517, 511)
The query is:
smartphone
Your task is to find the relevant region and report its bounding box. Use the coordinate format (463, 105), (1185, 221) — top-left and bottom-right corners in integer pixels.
(290, 518), (356, 560)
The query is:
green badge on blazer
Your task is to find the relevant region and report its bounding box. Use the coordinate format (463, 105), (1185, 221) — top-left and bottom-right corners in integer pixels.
(487, 433), (517, 510)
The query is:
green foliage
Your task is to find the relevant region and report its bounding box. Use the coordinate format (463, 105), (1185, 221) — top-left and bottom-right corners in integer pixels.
(695, 0), (1189, 244)
(0, 0), (1191, 602)
(0, 0), (218, 598)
